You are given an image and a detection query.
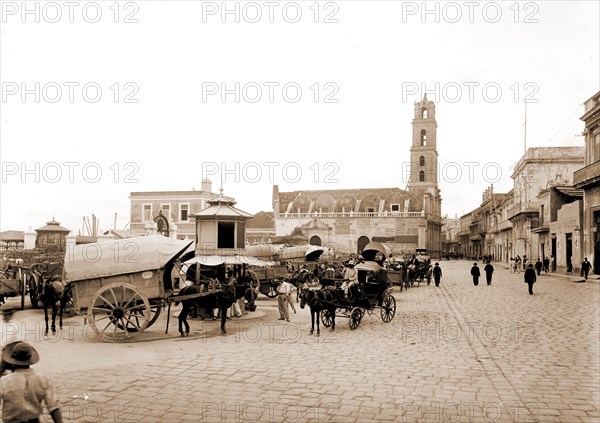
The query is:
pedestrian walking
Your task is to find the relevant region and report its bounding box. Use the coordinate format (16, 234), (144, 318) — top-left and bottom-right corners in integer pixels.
(524, 263), (536, 295)
(432, 262), (442, 287)
(470, 262), (480, 286)
(277, 279), (292, 322)
(483, 261), (494, 285)
(581, 258), (592, 280)
(515, 255), (521, 273)
(0, 341), (63, 423)
(551, 255), (556, 272)
(543, 257), (550, 273)
(534, 258), (543, 276)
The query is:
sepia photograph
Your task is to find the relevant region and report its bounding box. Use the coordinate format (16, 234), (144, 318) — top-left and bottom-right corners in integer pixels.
(1, 1), (599, 422)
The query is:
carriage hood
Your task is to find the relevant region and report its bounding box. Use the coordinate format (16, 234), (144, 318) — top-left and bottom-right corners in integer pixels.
(63, 235), (194, 283)
(360, 242), (390, 261)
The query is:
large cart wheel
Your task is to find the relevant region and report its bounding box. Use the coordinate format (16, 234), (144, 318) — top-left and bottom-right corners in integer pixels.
(87, 283), (151, 342)
(321, 308), (334, 327)
(381, 294), (396, 323)
(349, 307), (363, 330)
(23, 271), (40, 309)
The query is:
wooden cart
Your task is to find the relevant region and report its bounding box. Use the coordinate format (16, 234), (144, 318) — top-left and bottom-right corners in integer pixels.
(63, 235), (194, 342)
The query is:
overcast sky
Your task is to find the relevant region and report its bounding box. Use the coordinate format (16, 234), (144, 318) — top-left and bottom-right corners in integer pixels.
(1, 1), (598, 234)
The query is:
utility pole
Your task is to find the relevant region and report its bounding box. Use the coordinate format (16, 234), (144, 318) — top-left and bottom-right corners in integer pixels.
(523, 102), (528, 154)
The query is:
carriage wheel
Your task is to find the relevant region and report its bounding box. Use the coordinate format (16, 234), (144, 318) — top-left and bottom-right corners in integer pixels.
(119, 302), (163, 332)
(349, 307), (363, 330)
(321, 308), (334, 327)
(264, 283), (278, 298)
(87, 283), (150, 342)
(246, 270), (261, 296)
(381, 295), (396, 323)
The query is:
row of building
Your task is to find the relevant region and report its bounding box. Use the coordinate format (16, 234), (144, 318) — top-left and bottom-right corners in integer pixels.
(3, 92), (598, 277)
(443, 91), (599, 274)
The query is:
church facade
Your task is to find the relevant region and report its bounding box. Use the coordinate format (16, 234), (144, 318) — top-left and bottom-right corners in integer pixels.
(272, 96), (442, 257)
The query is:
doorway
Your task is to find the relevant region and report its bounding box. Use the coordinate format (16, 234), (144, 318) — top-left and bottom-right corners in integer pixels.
(566, 233), (573, 273)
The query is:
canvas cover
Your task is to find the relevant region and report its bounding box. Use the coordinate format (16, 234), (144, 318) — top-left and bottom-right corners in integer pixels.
(184, 255), (277, 267)
(64, 235), (194, 283)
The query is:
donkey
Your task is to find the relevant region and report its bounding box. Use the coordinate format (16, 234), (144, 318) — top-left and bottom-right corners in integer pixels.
(177, 282), (256, 337)
(299, 287), (337, 336)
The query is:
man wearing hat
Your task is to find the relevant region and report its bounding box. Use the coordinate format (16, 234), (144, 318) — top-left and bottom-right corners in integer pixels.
(0, 341), (63, 423)
(341, 259), (358, 299)
(432, 262), (442, 287)
(470, 262), (481, 286)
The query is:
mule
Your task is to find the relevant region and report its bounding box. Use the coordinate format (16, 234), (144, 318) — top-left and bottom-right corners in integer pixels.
(177, 282), (256, 337)
(37, 272), (72, 335)
(299, 287), (337, 336)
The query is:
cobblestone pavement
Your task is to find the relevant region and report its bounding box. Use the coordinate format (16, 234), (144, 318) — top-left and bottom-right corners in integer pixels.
(2, 261), (598, 422)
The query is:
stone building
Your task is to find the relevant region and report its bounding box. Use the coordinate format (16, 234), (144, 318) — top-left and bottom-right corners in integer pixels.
(441, 216), (460, 257)
(272, 96), (442, 256)
(129, 179), (224, 240)
(509, 146), (584, 263)
(574, 90), (600, 275)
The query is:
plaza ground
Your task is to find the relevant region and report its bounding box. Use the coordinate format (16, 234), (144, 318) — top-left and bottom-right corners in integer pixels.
(1, 261), (598, 422)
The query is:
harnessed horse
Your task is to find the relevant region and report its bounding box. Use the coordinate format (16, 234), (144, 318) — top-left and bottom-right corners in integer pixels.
(299, 286), (337, 336)
(177, 281), (256, 336)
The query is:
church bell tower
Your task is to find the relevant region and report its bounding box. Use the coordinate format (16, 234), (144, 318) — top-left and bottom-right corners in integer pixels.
(407, 95), (441, 219)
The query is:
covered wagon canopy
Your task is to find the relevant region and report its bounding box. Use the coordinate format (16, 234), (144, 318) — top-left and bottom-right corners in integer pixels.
(63, 235), (194, 283)
(246, 244), (327, 262)
(184, 255), (277, 267)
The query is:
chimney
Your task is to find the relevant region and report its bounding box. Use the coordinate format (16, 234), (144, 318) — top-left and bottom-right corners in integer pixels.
(201, 178), (212, 193)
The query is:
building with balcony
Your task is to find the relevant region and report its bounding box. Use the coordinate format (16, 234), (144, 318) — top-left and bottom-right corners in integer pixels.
(272, 96), (443, 256)
(509, 146), (584, 261)
(441, 216), (460, 257)
(573, 90), (600, 275)
(129, 179), (225, 240)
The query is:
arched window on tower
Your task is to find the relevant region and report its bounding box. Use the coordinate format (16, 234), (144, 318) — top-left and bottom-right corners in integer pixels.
(421, 107), (428, 119)
(420, 129), (427, 146)
(419, 156), (425, 167)
(419, 170), (425, 182)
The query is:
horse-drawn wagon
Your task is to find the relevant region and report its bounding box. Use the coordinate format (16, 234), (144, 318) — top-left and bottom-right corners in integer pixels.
(63, 235), (195, 342)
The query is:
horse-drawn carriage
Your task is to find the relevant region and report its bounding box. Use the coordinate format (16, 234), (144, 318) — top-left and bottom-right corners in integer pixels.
(300, 259), (396, 333)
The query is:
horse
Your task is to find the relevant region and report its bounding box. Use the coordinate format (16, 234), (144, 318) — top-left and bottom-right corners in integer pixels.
(299, 287), (337, 336)
(36, 271), (72, 335)
(177, 281), (256, 337)
(406, 264), (418, 288)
